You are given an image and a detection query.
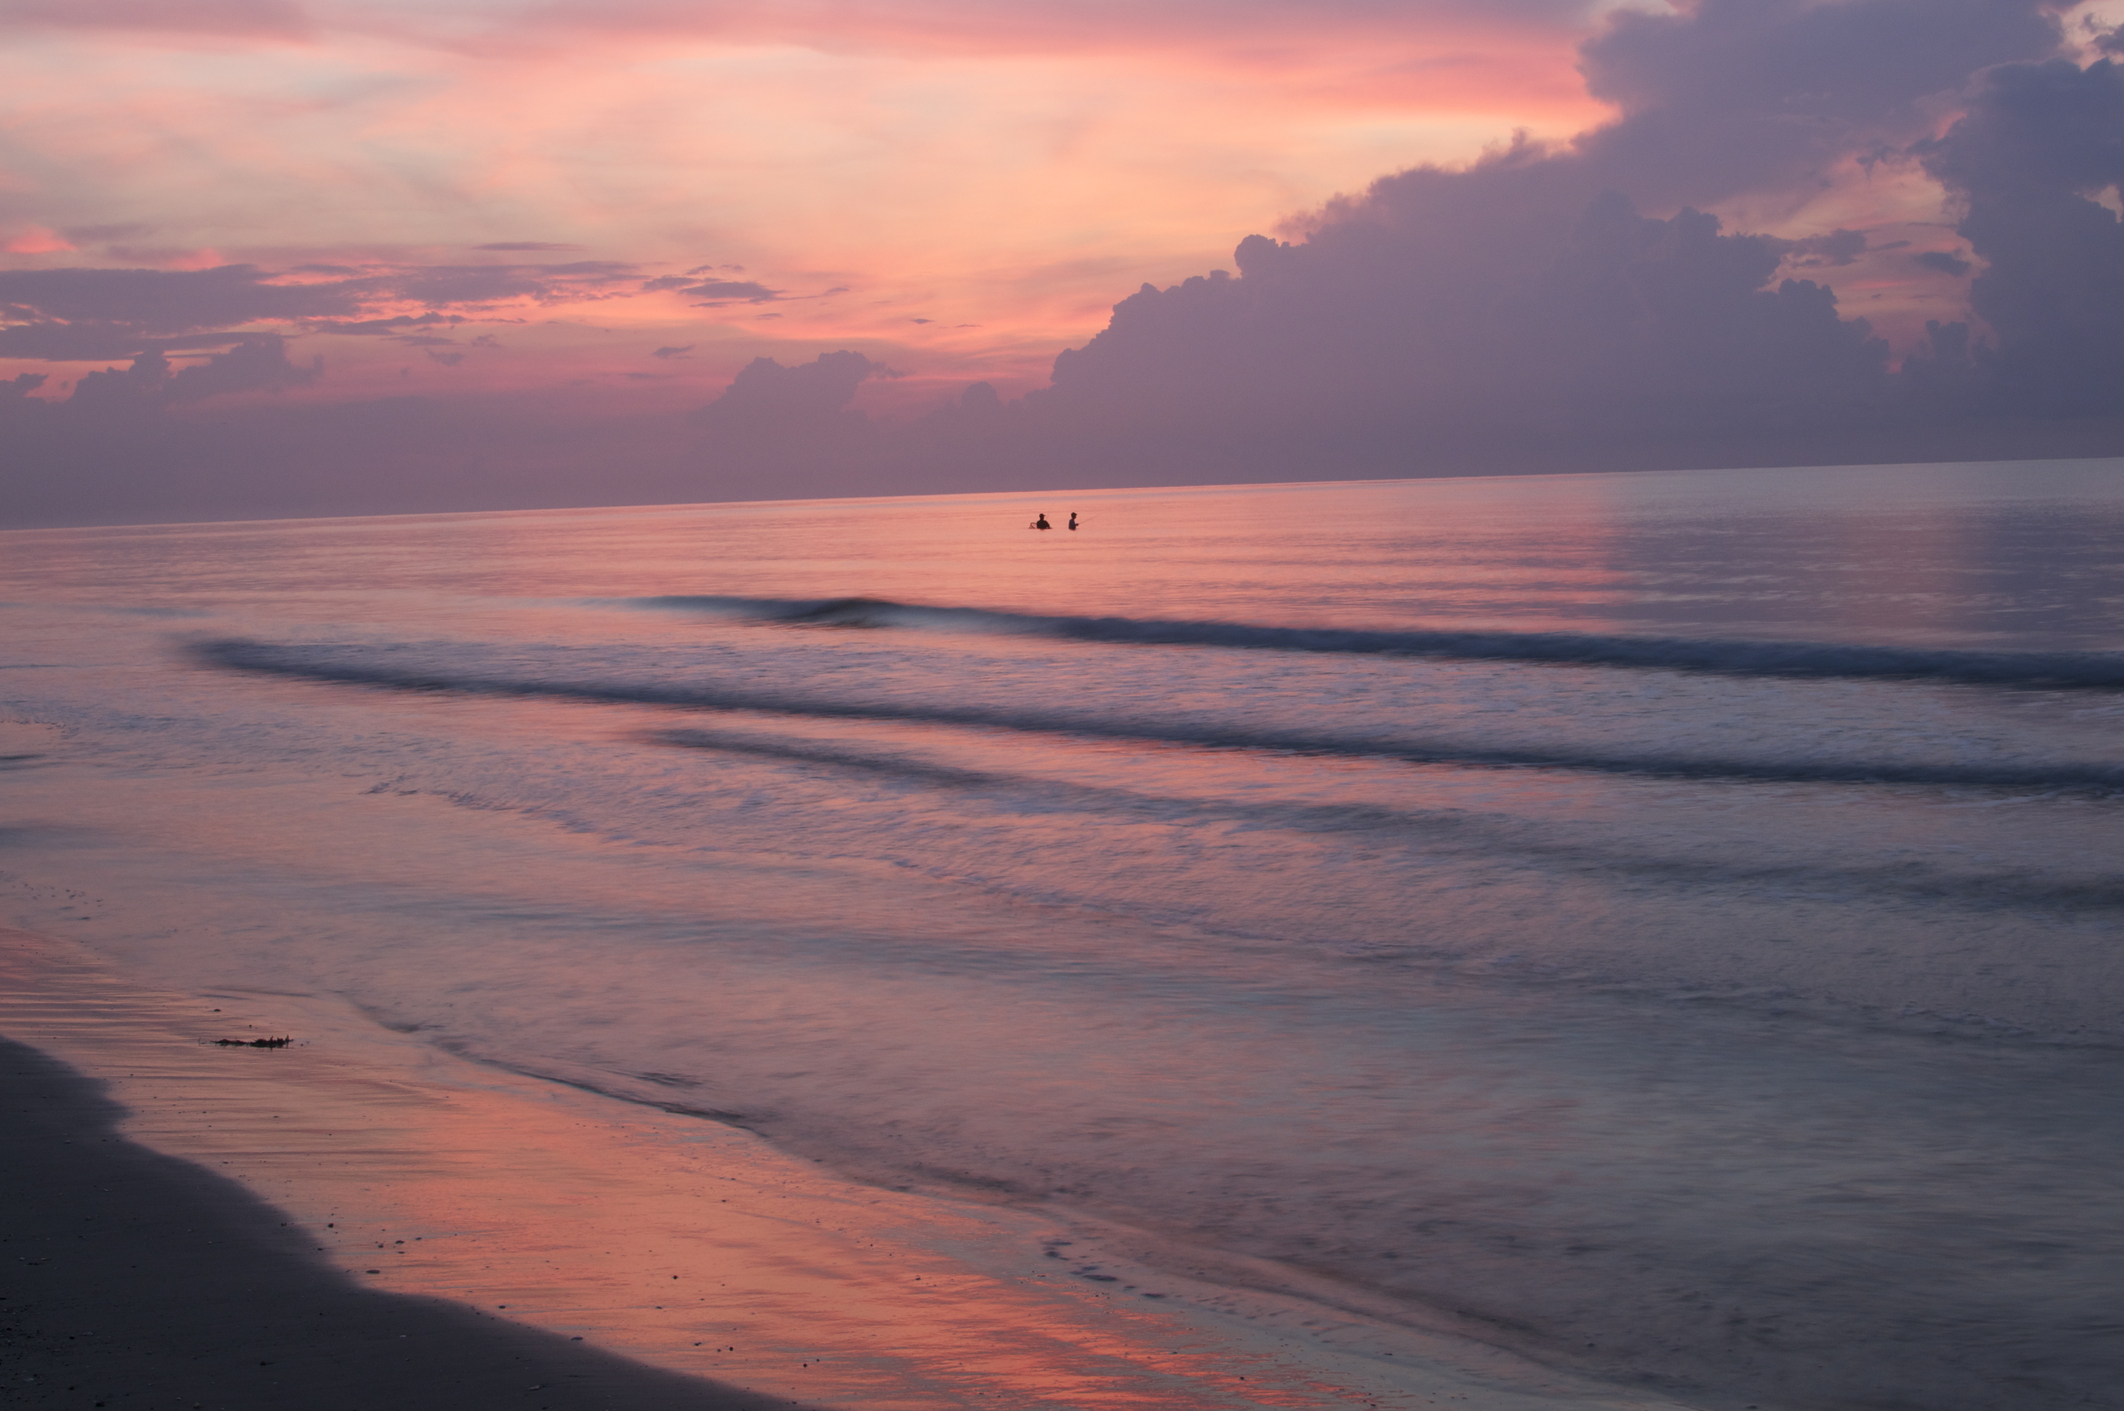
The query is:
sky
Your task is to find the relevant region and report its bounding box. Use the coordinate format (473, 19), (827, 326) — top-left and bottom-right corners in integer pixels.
(5, 0), (2124, 523)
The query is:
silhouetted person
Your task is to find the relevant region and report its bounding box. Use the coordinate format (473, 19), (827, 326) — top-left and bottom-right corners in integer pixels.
(1068, 513), (1079, 531)
(1032, 513), (1051, 530)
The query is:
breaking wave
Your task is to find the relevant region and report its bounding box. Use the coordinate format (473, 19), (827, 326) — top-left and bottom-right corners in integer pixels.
(609, 594), (2124, 688)
(196, 639), (2124, 792)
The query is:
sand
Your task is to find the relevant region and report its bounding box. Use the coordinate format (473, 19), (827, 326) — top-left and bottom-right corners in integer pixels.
(0, 1033), (804, 1411)
(0, 926), (1698, 1411)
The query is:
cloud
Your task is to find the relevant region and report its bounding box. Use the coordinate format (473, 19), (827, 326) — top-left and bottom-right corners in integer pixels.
(63, 336), (319, 412)
(474, 242), (586, 251)
(691, 349), (891, 431)
(413, 0), (1605, 64)
(11, 0), (2124, 527)
(1768, 230), (1869, 268)
(0, 264), (360, 337)
(877, 0), (2083, 480)
(0, 261), (647, 362)
(306, 312), (465, 335)
(164, 336), (322, 401)
(0, 0), (309, 38)
(637, 0), (2121, 495)
(1917, 57), (2124, 416)
(1028, 192), (1891, 466)
(680, 279), (782, 304)
(0, 323), (284, 361)
(1567, 0), (2062, 210)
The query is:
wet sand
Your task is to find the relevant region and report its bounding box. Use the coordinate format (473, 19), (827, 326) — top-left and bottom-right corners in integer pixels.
(0, 1032), (806, 1411)
(0, 926), (1695, 1411)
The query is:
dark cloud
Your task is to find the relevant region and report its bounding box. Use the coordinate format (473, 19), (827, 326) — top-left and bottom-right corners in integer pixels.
(678, 350), (899, 498)
(1026, 192), (1890, 471)
(13, 0), (2124, 528)
(163, 337), (321, 403)
(384, 262), (636, 306)
(1915, 250), (1974, 276)
(692, 350), (889, 430)
(0, 323), (279, 362)
(651, 344), (695, 358)
(1768, 229), (1869, 268)
(0, 262), (644, 363)
(1570, 0), (2062, 210)
(0, 265), (361, 336)
(636, 0), (2111, 497)
(1920, 58), (2124, 415)
(63, 338), (319, 413)
(307, 312), (464, 336)
(681, 280), (782, 304)
(889, 0), (2089, 482)
(475, 242), (586, 251)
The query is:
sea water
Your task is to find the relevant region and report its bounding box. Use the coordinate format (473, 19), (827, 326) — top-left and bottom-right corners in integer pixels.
(4, 460), (2123, 1410)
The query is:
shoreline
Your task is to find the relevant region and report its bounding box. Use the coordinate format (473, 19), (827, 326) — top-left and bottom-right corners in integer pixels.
(0, 1032), (806, 1411)
(0, 926), (1698, 1410)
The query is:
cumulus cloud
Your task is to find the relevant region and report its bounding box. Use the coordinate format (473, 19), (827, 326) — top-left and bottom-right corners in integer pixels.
(691, 350), (890, 432)
(864, 0), (2099, 482)
(642, 0), (2121, 495)
(1020, 191), (1891, 475)
(1920, 57), (2124, 415)
(11, 0), (2124, 525)
(61, 337), (319, 413)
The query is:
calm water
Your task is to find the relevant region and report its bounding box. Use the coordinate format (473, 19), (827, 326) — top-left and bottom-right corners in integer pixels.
(5, 461), (2124, 1410)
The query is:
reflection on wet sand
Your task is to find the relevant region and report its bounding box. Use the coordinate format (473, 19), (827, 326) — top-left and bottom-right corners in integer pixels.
(0, 927), (1684, 1411)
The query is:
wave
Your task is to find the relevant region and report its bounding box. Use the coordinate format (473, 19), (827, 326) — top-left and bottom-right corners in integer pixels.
(611, 594), (2124, 688)
(644, 726), (2124, 914)
(195, 639), (2124, 793)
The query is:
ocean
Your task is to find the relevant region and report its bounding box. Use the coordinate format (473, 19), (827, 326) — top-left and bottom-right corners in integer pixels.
(4, 459), (2123, 1410)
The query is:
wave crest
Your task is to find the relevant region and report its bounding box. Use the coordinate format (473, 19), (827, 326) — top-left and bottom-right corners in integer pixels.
(611, 595), (2124, 688)
(194, 639), (2124, 793)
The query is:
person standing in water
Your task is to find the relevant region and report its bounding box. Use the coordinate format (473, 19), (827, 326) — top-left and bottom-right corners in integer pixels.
(1031, 513), (1051, 530)
(1068, 512), (1079, 531)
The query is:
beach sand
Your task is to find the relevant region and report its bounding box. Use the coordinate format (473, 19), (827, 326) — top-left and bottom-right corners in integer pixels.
(0, 1032), (804, 1411)
(0, 926), (1696, 1411)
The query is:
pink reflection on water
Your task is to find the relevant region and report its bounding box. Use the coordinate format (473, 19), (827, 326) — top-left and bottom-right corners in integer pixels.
(0, 927), (1660, 1411)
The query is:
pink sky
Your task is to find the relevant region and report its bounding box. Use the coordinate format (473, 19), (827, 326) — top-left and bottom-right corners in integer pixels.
(0, 0), (1664, 415)
(4, 0), (2122, 503)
